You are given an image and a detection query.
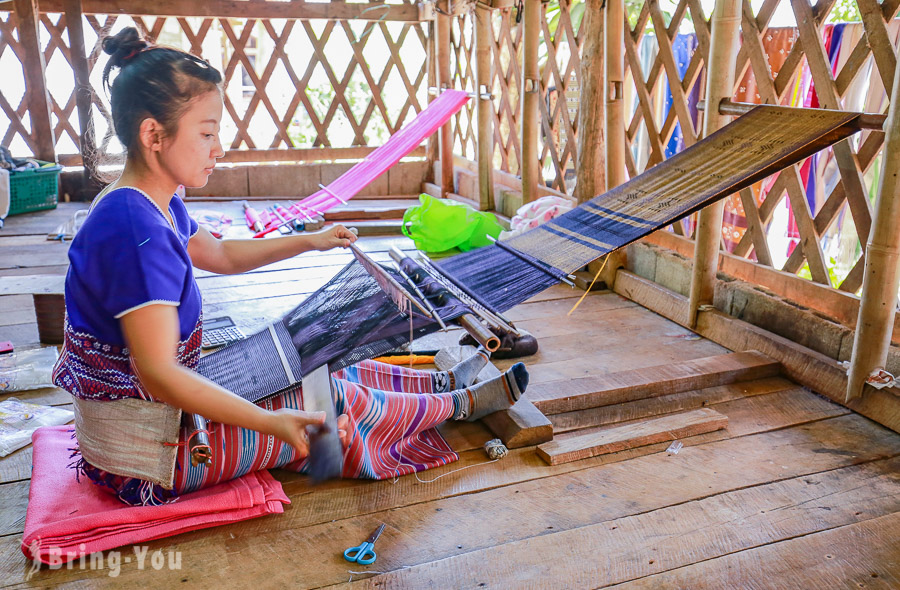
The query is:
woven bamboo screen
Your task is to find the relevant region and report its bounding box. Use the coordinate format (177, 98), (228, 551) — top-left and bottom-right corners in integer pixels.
(0, 1), (429, 166)
(623, 0), (898, 294)
(450, 0), (584, 193)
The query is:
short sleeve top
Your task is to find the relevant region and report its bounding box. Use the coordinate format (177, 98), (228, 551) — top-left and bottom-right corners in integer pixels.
(64, 187), (201, 345)
(53, 187), (204, 401)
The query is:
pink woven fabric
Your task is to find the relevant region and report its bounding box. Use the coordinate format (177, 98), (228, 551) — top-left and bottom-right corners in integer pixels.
(21, 426), (289, 565)
(296, 90), (469, 213)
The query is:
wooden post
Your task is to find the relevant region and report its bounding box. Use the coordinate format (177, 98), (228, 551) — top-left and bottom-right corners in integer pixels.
(596, 0), (628, 287)
(14, 0), (57, 163)
(475, 4), (494, 210)
(846, 54), (900, 402)
(521, 0), (540, 204)
(65, 0), (97, 196)
(425, 18), (438, 184)
(575, 0), (606, 204)
(686, 0), (741, 328)
(436, 0), (454, 196)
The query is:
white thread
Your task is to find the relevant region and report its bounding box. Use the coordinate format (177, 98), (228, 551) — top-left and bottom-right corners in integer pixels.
(348, 566), (411, 582)
(412, 458), (500, 483)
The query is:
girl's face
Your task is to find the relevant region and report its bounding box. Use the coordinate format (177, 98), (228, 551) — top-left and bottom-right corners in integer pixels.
(159, 90), (225, 189)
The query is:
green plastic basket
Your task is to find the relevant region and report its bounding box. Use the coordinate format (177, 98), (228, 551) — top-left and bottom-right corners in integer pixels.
(8, 161), (62, 216)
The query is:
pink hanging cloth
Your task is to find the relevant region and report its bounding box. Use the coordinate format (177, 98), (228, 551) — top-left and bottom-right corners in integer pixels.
(295, 90), (470, 215)
(21, 426), (290, 565)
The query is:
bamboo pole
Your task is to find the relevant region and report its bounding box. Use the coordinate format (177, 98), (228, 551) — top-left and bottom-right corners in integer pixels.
(687, 0), (741, 328)
(65, 0), (98, 196)
(13, 0), (57, 163)
(436, 0), (454, 195)
(575, 0), (605, 203)
(475, 4), (494, 210)
(425, 18), (438, 184)
(845, 54), (900, 402)
(521, 0), (540, 204)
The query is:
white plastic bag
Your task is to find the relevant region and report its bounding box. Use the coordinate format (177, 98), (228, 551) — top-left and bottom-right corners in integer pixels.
(0, 398), (74, 456)
(0, 347), (59, 392)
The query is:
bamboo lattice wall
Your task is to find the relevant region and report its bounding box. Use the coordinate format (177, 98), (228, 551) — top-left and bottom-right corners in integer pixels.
(450, 0), (584, 194)
(1, 0), (896, 297)
(0, 0), (430, 166)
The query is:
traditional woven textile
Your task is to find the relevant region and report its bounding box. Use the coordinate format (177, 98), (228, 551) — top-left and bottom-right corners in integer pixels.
(203, 104), (862, 401)
(84, 360), (458, 504)
(439, 105), (861, 311)
(294, 90), (470, 212)
(21, 425), (290, 565)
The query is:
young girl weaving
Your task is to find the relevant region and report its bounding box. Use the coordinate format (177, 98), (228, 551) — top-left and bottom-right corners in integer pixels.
(52, 28), (529, 506)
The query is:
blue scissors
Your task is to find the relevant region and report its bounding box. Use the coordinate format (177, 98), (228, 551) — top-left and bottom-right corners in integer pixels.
(343, 524), (385, 565)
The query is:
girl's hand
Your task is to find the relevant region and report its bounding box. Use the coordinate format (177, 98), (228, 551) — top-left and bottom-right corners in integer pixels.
(314, 225), (357, 251)
(269, 409), (351, 458)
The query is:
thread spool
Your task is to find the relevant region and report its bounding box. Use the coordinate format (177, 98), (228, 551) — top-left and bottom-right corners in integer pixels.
(484, 438), (508, 460)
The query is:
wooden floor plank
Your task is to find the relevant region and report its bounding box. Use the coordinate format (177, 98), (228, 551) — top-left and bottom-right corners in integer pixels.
(215, 399), (861, 531)
(549, 376), (795, 433)
(323, 460), (900, 590)
(537, 408), (729, 465)
(609, 511), (900, 590)
(4, 413), (898, 588)
(528, 350), (781, 414)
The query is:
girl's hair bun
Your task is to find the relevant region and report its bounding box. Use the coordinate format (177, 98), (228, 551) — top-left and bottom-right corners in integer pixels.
(102, 27), (149, 70)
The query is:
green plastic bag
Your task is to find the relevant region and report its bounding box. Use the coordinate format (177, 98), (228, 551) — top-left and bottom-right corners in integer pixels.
(402, 194), (503, 253)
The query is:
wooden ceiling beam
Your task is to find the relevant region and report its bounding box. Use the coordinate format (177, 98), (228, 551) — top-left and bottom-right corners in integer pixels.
(0, 0), (426, 21)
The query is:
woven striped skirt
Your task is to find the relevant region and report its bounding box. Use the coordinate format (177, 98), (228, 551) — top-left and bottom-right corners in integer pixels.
(81, 360), (459, 505)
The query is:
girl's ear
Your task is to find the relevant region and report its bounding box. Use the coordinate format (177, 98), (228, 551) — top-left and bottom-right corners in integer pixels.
(137, 117), (165, 152)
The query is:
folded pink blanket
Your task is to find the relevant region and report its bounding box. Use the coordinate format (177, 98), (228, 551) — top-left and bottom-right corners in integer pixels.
(21, 426), (290, 565)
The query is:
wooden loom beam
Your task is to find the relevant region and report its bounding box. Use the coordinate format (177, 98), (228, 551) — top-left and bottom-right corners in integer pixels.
(687, 0), (741, 328)
(846, 52), (900, 402)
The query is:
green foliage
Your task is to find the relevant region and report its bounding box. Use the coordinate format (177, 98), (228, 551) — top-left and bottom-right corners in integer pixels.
(545, 0), (585, 38)
(797, 258), (846, 289)
(828, 0), (861, 24)
(287, 78), (390, 148)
